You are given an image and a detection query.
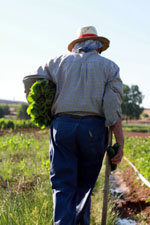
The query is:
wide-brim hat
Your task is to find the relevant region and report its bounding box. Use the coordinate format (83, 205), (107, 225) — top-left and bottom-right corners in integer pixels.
(68, 26), (110, 52)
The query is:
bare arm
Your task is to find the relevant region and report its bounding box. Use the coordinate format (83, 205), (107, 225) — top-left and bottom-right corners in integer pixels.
(110, 117), (124, 164)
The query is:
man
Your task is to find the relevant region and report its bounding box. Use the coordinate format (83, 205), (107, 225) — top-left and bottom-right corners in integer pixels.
(35, 26), (124, 225)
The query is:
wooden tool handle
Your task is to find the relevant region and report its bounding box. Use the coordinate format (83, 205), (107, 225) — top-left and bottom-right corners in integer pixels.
(101, 128), (112, 225)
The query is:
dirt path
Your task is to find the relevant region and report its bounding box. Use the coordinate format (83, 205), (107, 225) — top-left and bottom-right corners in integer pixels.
(0, 128), (49, 138)
(123, 131), (150, 137)
(1, 129), (150, 138)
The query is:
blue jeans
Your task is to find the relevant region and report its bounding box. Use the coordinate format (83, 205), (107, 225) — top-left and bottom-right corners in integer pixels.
(50, 115), (108, 225)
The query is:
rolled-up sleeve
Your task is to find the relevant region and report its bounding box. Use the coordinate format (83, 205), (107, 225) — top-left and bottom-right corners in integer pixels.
(103, 64), (123, 127)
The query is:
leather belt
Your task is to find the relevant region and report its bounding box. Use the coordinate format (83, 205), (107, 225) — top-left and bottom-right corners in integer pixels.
(54, 113), (104, 120)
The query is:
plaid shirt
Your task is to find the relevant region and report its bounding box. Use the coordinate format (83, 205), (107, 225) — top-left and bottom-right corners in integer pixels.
(36, 51), (123, 126)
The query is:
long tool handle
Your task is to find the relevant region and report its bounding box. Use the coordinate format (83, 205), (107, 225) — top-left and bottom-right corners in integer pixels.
(101, 128), (112, 225)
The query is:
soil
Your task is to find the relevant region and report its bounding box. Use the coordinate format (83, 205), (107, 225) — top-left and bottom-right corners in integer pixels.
(112, 131), (150, 224)
(113, 160), (150, 224)
(123, 131), (150, 137)
(0, 128), (49, 138)
(1, 129), (150, 138)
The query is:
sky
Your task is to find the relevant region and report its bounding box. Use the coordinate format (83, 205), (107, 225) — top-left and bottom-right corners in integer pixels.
(0, 0), (150, 108)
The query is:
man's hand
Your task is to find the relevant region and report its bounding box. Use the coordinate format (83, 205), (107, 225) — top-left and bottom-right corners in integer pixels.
(110, 117), (124, 164)
(111, 146), (123, 164)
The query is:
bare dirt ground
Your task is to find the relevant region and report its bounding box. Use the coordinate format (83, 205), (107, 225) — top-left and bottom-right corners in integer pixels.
(1, 128), (150, 138)
(113, 131), (150, 224)
(123, 131), (150, 137)
(0, 128), (49, 138)
(114, 160), (150, 224)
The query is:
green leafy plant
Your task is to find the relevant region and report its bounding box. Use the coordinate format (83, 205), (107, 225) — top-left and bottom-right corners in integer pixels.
(27, 79), (56, 129)
(124, 136), (150, 181)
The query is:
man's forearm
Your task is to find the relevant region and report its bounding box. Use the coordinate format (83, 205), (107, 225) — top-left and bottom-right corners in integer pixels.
(111, 117), (124, 147)
(110, 116), (124, 164)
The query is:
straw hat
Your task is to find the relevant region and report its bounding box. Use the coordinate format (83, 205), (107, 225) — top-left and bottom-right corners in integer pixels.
(68, 26), (110, 52)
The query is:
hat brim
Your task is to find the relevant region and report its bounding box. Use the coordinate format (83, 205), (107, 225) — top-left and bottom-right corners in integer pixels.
(68, 36), (110, 52)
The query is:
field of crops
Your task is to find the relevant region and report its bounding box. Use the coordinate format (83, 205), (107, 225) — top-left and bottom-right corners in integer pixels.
(0, 118), (150, 224)
(0, 118), (37, 129)
(1, 117), (150, 133)
(0, 130), (117, 225)
(0, 130), (54, 225)
(124, 136), (150, 182)
(123, 123), (150, 132)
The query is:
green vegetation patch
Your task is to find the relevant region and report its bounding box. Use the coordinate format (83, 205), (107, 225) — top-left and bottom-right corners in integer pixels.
(123, 123), (150, 132)
(124, 136), (150, 181)
(0, 131), (117, 224)
(91, 164), (118, 225)
(0, 118), (37, 129)
(0, 131), (52, 225)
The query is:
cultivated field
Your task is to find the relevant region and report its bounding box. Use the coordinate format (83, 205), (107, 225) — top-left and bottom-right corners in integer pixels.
(0, 119), (150, 224)
(0, 129), (117, 225)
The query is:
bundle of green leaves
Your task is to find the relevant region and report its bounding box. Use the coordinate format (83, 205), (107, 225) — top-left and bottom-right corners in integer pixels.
(27, 79), (56, 129)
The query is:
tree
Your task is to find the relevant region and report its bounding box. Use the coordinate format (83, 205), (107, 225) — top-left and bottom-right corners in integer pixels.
(0, 106), (4, 118)
(2, 105), (10, 115)
(17, 103), (30, 120)
(142, 113), (149, 118)
(0, 105), (10, 118)
(122, 84), (144, 121)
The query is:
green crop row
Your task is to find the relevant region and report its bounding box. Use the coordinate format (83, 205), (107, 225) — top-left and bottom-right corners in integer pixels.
(0, 118), (37, 129)
(124, 136), (150, 182)
(0, 131), (53, 225)
(123, 123), (150, 132)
